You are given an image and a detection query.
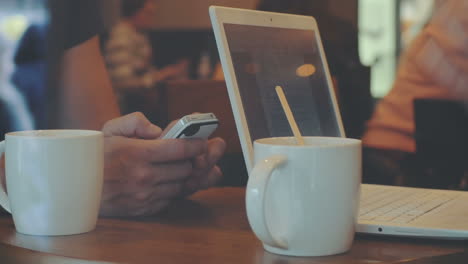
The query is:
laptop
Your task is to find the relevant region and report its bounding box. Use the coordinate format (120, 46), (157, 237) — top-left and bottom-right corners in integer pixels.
(209, 6), (468, 239)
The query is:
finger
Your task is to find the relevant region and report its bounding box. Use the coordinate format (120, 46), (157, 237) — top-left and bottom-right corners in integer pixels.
(197, 166), (223, 189)
(128, 182), (184, 216)
(131, 182), (184, 203)
(182, 138), (225, 194)
(103, 112), (162, 139)
(130, 160), (193, 186)
(145, 200), (171, 216)
(138, 138), (207, 163)
(104, 137), (193, 185)
(151, 182), (185, 200)
(102, 182), (182, 217)
(184, 166), (222, 194)
(130, 199), (172, 217)
(193, 154), (207, 170)
(108, 136), (207, 163)
(206, 137), (226, 166)
(190, 138), (224, 171)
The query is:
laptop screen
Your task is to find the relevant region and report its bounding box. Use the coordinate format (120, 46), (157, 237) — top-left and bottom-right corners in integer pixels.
(223, 23), (341, 143)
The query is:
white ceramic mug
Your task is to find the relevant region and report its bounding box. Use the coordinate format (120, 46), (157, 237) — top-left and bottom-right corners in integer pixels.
(0, 130), (104, 236)
(246, 136), (361, 256)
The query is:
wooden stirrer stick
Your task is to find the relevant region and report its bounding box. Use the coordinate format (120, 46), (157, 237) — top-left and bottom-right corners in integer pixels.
(275, 85), (305, 145)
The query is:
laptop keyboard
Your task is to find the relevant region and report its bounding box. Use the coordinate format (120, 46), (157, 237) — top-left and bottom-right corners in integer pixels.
(359, 185), (458, 224)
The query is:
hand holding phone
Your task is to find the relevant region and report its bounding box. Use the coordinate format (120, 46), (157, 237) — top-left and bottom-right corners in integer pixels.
(162, 113), (219, 139)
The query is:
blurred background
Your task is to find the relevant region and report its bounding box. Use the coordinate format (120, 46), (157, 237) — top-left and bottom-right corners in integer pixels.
(0, 0), (435, 126)
(0, 0), (436, 186)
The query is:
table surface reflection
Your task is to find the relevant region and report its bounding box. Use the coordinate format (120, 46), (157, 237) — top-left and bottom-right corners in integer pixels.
(0, 187), (468, 263)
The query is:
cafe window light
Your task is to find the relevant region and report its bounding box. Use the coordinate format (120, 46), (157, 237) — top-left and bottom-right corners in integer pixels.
(358, 0), (434, 98)
(0, 15), (28, 41)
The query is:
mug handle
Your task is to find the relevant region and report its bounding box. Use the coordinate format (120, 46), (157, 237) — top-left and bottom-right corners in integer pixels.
(246, 154), (288, 249)
(0, 141), (11, 213)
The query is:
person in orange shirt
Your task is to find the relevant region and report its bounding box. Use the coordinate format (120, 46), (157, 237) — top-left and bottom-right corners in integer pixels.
(362, 0), (468, 186)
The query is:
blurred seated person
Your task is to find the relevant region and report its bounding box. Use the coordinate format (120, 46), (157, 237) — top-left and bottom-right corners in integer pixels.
(103, 0), (188, 114)
(362, 0), (468, 186)
(212, 0), (371, 139)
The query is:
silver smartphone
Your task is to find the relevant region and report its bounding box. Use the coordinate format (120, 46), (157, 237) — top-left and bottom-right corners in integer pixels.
(162, 113), (219, 139)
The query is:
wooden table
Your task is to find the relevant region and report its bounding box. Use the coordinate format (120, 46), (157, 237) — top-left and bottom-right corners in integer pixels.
(1, 187), (468, 263)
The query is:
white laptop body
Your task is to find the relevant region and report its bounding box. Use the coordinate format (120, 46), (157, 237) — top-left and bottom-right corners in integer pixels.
(209, 6), (468, 239)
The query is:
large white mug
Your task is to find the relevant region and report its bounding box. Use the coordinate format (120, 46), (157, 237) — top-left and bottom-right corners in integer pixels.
(246, 136), (361, 256)
(0, 130), (104, 236)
